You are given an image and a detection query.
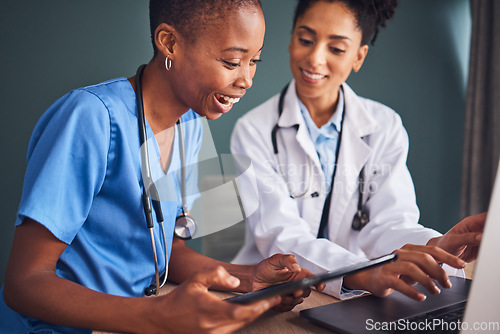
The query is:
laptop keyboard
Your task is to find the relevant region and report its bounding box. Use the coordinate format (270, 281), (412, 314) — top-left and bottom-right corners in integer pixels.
(387, 302), (466, 334)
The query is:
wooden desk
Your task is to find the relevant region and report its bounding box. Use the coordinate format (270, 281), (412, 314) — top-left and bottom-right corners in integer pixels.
(232, 290), (339, 333)
(95, 262), (475, 334)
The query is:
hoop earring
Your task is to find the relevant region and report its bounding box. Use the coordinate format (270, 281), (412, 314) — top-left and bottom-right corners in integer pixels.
(165, 55), (172, 71)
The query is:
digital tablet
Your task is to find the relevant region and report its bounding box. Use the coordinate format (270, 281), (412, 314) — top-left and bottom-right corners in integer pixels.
(226, 253), (397, 304)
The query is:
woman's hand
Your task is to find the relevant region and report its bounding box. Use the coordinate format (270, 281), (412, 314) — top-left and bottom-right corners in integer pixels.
(151, 266), (280, 334)
(251, 254), (325, 311)
(427, 212), (486, 263)
(168, 239), (322, 312)
(343, 244), (466, 301)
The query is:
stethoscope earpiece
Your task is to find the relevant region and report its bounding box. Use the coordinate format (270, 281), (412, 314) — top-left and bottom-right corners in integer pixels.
(144, 284), (157, 296)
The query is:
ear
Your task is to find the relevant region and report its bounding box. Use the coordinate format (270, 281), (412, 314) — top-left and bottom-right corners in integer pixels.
(352, 44), (369, 73)
(154, 23), (177, 58)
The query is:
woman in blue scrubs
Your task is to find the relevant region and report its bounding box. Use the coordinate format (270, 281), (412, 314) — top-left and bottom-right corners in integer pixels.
(0, 0), (320, 333)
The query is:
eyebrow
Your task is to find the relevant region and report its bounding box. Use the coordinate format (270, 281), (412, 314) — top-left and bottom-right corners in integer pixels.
(222, 45), (264, 53)
(297, 25), (351, 41)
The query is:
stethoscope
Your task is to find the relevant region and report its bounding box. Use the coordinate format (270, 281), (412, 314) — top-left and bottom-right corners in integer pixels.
(271, 84), (369, 231)
(135, 65), (197, 296)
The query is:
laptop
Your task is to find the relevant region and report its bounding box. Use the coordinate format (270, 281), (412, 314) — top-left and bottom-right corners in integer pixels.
(300, 161), (500, 334)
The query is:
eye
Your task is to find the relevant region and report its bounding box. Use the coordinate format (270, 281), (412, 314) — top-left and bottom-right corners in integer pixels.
(222, 60), (240, 69)
(250, 58), (262, 66)
(299, 37), (313, 46)
(329, 47), (345, 54)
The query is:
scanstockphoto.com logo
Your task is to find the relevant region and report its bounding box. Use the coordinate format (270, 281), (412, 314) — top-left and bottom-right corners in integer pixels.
(366, 318), (500, 332)
(140, 117), (260, 239)
(259, 160), (393, 196)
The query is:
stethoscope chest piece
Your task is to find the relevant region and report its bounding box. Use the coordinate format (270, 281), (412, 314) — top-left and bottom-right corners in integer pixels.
(352, 210), (369, 231)
(175, 214), (197, 240)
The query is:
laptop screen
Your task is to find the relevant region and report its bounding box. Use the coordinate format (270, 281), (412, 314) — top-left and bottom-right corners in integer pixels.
(461, 160), (500, 332)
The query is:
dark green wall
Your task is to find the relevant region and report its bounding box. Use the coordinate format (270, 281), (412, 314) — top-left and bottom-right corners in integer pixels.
(0, 1), (471, 284)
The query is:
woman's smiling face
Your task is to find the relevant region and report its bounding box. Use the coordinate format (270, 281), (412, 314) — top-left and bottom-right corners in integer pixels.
(169, 6), (265, 120)
(289, 1), (368, 102)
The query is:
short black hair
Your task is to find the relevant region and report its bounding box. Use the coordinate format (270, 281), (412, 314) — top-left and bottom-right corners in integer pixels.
(292, 0), (398, 46)
(149, 0), (262, 55)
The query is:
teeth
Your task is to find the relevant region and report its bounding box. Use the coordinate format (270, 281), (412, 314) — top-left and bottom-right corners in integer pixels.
(219, 94), (240, 105)
(303, 70), (325, 80)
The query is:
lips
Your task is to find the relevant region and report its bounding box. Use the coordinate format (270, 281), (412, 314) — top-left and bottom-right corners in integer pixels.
(215, 93), (241, 106)
(301, 69), (327, 83)
(212, 93), (244, 114)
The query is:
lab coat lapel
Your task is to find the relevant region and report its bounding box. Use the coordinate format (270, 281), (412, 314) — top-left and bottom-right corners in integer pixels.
(328, 83), (379, 239)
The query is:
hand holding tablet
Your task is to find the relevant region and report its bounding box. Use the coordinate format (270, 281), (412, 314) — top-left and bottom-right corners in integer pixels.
(226, 253), (397, 304)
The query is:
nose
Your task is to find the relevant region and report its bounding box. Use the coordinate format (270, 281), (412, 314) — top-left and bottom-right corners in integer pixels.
(307, 45), (326, 67)
(234, 65), (254, 90)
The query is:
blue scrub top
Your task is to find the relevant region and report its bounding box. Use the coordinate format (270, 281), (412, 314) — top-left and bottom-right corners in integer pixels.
(0, 78), (202, 333)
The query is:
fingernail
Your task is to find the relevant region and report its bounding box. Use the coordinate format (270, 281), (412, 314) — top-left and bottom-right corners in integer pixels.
(434, 285), (441, 294)
(447, 279), (452, 288)
(458, 259), (466, 268)
(418, 293), (427, 301)
(229, 276), (240, 286)
(292, 263), (301, 271)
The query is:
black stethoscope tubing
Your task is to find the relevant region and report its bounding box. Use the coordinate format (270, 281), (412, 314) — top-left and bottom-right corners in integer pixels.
(271, 84), (369, 231)
(135, 64), (197, 296)
(272, 84), (318, 199)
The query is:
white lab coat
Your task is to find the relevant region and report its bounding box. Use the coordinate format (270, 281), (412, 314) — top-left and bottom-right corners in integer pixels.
(231, 81), (454, 298)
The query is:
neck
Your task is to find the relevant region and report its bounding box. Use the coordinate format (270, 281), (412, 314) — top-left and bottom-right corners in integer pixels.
(298, 87), (340, 128)
(129, 58), (188, 134)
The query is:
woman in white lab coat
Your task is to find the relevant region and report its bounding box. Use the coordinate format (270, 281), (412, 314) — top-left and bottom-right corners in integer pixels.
(231, 0), (484, 301)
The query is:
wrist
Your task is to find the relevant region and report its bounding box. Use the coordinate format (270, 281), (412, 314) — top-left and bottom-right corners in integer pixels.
(426, 236), (442, 247)
(225, 263), (256, 293)
(343, 270), (369, 291)
(135, 296), (162, 334)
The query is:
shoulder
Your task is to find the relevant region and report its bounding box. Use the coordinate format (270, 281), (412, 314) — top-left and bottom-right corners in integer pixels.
(80, 77), (132, 96)
(230, 93), (281, 158)
(78, 77), (135, 117)
(352, 98), (410, 159)
(44, 78), (132, 123)
(358, 96), (402, 127)
(234, 93), (280, 134)
(27, 79), (135, 164)
(31, 82), (120, 141)
(344, 84), (405, 137)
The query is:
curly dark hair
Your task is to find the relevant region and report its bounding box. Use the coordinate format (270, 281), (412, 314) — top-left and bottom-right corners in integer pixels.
(149, 0), (262, 55)
(292, 0), (398, 46)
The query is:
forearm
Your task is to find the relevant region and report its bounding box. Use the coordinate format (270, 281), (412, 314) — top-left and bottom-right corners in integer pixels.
(4, 271), (152, 333)
(4, 219), (161, 333)
(168, 237), (256, 292)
